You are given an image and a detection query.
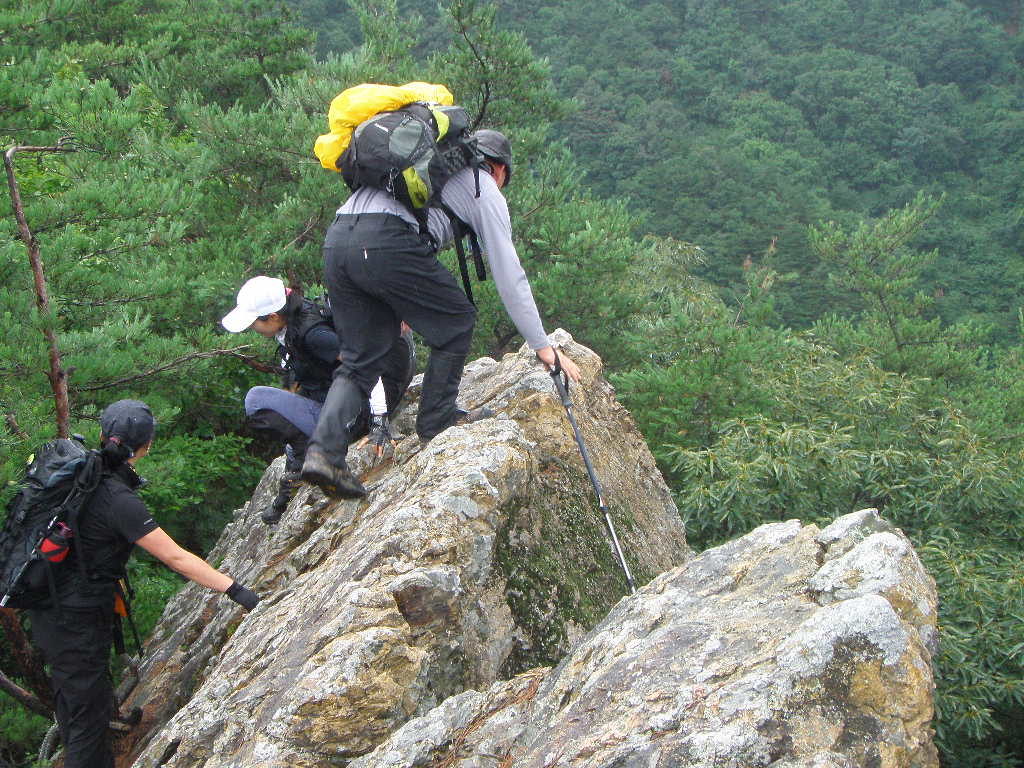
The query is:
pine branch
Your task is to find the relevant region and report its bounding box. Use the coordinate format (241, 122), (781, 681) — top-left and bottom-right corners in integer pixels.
(230, 351), (279, 374)
(452, 4), (493, 129)
(284, 211), (324, 250)
(71, 345), (258, 392)
(60, 294), (158, 308)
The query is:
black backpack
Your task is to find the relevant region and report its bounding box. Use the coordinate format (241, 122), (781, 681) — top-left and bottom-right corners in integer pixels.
(279, 295), (338, 395)
(339, 102), (488, 302)
(0, 436), (103, 609)
(339, 102), (477, 218)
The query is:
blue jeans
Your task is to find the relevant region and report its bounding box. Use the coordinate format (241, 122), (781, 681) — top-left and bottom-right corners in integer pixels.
(244, 387), (322, 438)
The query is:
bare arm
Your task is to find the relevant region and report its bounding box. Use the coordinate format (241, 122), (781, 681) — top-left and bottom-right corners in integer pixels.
(135, 527), (233, 592)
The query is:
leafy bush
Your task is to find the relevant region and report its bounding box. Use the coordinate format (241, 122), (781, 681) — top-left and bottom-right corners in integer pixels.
(139, 433), (264, 554)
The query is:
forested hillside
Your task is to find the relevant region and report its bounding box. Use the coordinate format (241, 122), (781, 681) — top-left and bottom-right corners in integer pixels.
(2, 0), (1023, 766)
(301, 0), (1024, 336)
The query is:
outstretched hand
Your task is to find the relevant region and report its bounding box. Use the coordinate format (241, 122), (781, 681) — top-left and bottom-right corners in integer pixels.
(226, 581), (260, 611)
(536, 346), (582, 383)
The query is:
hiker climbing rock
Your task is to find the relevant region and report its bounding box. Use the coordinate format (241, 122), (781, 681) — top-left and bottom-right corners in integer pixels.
(221, 276), (414, 520)
(304, 82), (581, 499)
(22, 400), (259, 768)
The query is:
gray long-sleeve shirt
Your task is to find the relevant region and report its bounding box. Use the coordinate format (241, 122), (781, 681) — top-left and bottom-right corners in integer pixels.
(337, 167), (550, 350)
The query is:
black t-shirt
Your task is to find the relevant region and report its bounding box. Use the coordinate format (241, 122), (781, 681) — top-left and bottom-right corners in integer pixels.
(55, 462), (159, 609)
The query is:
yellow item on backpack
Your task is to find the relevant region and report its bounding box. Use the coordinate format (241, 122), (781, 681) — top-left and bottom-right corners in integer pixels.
(314, 82), (455, 171)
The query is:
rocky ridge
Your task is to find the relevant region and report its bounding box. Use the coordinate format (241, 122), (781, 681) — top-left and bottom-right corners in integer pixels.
(122, 331), (691, 766)
(118, 332), (939, 767)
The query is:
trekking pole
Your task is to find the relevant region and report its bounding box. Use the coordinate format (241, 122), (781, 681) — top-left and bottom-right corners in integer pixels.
(545, 354), (637, 595)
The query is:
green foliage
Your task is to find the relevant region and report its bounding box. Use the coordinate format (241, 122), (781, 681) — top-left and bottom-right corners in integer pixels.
(923, 536), (1024, 765)
(429, 0), (568, 133)
(5, 0), (1024, 764)
(125, 557), (186, 644)
(469, 0), (1024, 338)
(666, 370), (1019, 545)
(665, 369), (1024, 765)
(139, 433), (264, 551)
(0, 703), (49, 767)
(613, 255), (788, 452)
(615, 194), (1024, 762)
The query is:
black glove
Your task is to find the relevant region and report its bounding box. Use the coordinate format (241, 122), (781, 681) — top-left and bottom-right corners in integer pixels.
(226, 581), (259, 611)
(367, 414), (395, 457)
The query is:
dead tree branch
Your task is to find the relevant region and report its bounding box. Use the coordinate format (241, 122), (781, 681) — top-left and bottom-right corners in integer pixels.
(72, 345), (258, 392)
(4, 139), (76, 438)
(0, 669), (50, 718)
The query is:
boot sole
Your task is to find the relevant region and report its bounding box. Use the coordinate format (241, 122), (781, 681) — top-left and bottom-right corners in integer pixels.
(301, 467), (366, 499)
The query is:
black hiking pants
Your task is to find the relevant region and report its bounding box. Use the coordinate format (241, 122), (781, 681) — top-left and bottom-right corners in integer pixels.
(29, 605), (115, 768)
(310, 213), (476, 463)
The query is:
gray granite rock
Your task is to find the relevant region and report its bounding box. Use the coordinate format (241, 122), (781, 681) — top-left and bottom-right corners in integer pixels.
(124, 331), (690, 766)
(351, 512), (939, 768)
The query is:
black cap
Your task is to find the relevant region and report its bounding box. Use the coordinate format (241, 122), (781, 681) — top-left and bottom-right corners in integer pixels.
(472, 129), (513, 182)
(100, 400), (156, 451)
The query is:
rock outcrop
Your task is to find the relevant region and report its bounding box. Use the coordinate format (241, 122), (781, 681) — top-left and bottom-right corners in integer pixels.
(350, 509), (940, 768)
(119, 333), (940, 767)
(122, 331), (691, 766)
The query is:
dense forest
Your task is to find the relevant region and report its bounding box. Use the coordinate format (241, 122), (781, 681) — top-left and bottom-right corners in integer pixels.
(1, 0), (1022, 765)
(302, 0), (1024, 335)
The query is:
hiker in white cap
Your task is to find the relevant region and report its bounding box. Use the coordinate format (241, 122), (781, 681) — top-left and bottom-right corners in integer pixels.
(221, 276), (413, 522)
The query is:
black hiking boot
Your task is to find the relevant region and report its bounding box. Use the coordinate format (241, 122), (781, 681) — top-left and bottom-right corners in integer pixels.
(416, 349), (468, 440)
(262, 470), (302, 525)
(301, 447), (366, 499)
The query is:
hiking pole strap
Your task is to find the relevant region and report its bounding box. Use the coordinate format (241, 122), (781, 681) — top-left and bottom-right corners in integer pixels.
(440, 203), (478, 305)
(546, 353), (573, 409)
(453, 234), (476, 306)
(468, 229), (486, 280)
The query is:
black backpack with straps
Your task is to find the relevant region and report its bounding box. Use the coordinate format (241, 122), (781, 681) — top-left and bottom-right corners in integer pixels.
(339, 102), (489, 303)
(280, 295), (339, 398)
(0, 436), (104, 609)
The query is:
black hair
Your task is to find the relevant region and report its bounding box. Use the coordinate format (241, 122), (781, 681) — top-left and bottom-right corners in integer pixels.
(281, 287), (304, 319)
(99, 437), (134, 468)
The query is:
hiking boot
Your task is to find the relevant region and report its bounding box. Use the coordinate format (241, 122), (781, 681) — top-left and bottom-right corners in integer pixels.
(453, 406), (494, 426)
(301, 447), (366, 499)
(420, 406), (495, 445)
(261, 470), (301, 525)
(416, 349), (468, 440)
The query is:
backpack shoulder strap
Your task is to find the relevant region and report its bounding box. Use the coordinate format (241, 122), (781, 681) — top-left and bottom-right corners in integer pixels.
(64, 451), (106, 582)
(439, 203), (486, 305)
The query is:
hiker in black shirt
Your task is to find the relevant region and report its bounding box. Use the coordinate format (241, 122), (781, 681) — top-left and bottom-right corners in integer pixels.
(27, 400), (259, 768)
(221, 276), (414, 523)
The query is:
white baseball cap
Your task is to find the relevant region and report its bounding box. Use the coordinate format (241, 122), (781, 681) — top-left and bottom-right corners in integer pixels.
(221, 276), (287, 333)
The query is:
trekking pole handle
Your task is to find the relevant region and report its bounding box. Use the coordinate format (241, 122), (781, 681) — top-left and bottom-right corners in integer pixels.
(540, 350), (573, 408)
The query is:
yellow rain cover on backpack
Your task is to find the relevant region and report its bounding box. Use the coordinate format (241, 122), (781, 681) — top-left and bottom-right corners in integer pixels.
(314, 82), (455, 172)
